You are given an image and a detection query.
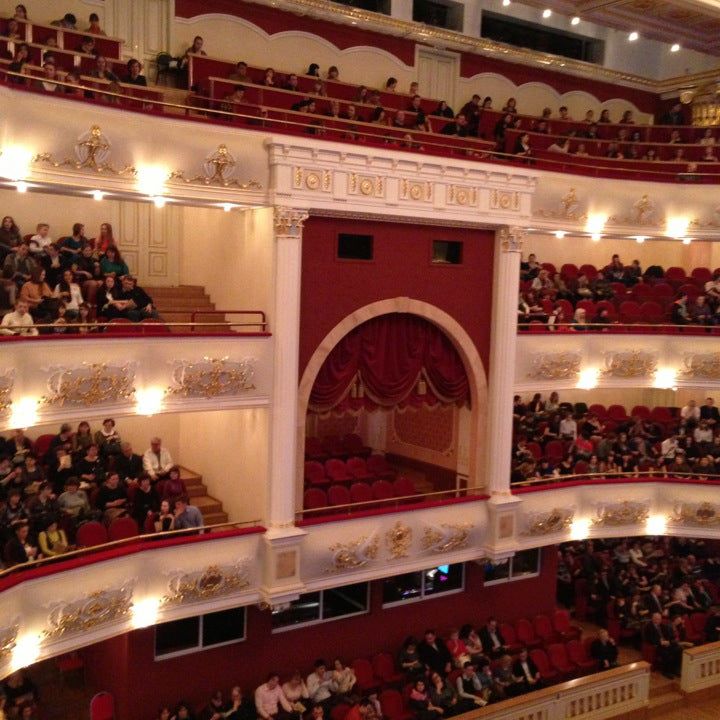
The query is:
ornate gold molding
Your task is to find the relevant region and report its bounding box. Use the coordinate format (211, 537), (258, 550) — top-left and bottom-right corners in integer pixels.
(328, 534), (379, 571)
(593, 501), (649, 527)
(274, 207), (309, 235)
(530, 352), (582, 380)
(385, 521), (412, 560)
(447, 184), (477, 207)
(167, 357), (255, 399)
(422, 523), (472, 553)
(0, 619), (19, 663)
(524, 508), (574, 536)
(293, 166), (332, 193)
(535, 187), (585, 221)
(671, 502), (720, 526)
(682, 352), (720, 379)
(45, 583), (133, 639)
(401, 179), (432, 202)
(498, 226), (526, 253)
(348, 173), (384, 198)
(169, 144), (262, 189)
(490, 190), (520, 212)
(40, 362), (136, 407)
(163, 563), (251, 605)
(602, 350), (657, 378)
(0, 369), (14, 414)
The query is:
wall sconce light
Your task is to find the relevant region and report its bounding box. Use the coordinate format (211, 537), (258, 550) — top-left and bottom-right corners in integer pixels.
(135, 388), (164, 416)
(646, 514), (667, 535)
(136, 165), (168, 197)
(131, 597), (160, 629)
(569, 517), (591, 541)
(10, 397), (39, 429)
(11, 633), (41, 671)
(577, 367), (599, 390)
(653, 367), (677, 390)
(666, 217), (690, 238)
(0, 145), (33, 181)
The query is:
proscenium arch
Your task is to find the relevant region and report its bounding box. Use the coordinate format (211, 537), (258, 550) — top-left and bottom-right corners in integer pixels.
(296, 297), (489, 508)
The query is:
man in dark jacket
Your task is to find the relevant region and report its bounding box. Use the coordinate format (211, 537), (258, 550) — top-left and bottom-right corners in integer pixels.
(418, 629), (452, 676)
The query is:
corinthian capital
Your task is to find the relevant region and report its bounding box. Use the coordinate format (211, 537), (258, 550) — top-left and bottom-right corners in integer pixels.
(274, 207), (309, 236)
(497, 225), (526, 253)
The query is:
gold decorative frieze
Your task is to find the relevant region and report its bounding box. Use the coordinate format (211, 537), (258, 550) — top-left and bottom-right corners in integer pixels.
(169, 144), (262, 189)
(167, 357), (255, 399)
(274, 207), (309, 235)
(348, 173), (384, 198)
(602, 350), (657, 378)
(0, 619), (19, 662)
(535, 188), (586, 222)
(447, 185), (477, 207)
(385, 521), (412, 560)
(0, 369), (14, 414)
(328, 534), (379, 572)
(45, 583), (133, 639)
(163, 562), (251, 605)
(524, 508), (574, 536)
(490, 190), (520, 212)
(401, 179), (432, 202)
(530, 352), (582, 380)
(671, 502), (720, 526)
(293, 166), (332, 193)
(498, 226), (525, 253)
(593, 501), (649, 527)
(683, 352), (720, 379)
(41, 362), (136, 407)
(422, 523), (472, 553)
(630, 194), (657, 226)
(34, 124), (136, 176)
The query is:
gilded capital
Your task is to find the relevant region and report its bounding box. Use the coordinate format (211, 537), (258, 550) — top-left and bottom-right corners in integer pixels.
(274, 207), (309, 236)
(497, 225), (526, 253)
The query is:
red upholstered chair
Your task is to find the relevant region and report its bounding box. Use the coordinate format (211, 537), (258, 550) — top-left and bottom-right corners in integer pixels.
(665, 266), (687, 283)
(652, 283), (675, 301)
(619, 300), (641, 324)
(343, 433), (371, 457)
(588, 404), (607, 420)
(526, 442), (542, 460)
(678, 283), (701, 300)
(350, 482), (373, 504)
(630, 405), (651, 420)
(632, 283), (653, 302)
(379, 689), (412, 720)
(305, 437), (327, 461)
(594, 300), (617, 321)
(573, 461), (589, 475)
(56, 651), (85, 684)
(352, 658), (378, 691)
(533, 614), (558, 645)
(639, 301), (664, 324)
(691, 267), (713, 285)
(544, 440), (565, 463)
(579, 264), (598, 280)
(555, 299), (573, 319)
(303, 488), (328, 510)
(372, 480), (395, 501)
(574, 579), (589, 621)
(560, 263), (579, 280)
(367, 454), (396, 479)
(529, 649), (559, 683)
(373, 653), (402, 684)
(322, 435), (346, 458)
(541, 262), (556, 275)
(552, 609), (582, 641)
(76, 521), (108, 548)
(686, 612), (709, 644)
(90, 691), (115, 720)
(547, 643), (575, 678)
(576, 300), (596, 316)
(649, 406), (674, 428)
(610, 282), (628, 299)
(515, 618), (542, 649)
(143, 515), (156, 533)
(566, 640), (596, 673)
(331, 705), (351, 720)
(347, 457), (374, 481)
(528, 321), (546, 333)
(641, 642), (657, 668)
(393, 476), (417, 497)
(139, 319), (171, 333)
(328, 484), (351, 506)
(108, 516), (139, 541)
(499, 623), (522, 654)
(326, 459), (353, 483)
(33, 433), (55, 460)
(607, 404), (628, 422)
(305, 461), (329, 486)
(107, 318), (136, 333)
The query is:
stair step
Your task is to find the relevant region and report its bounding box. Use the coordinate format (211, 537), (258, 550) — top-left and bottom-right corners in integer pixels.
(193, 495), (223, 514)
(187, 484), (207, 497)
(145, 285), (207, 294)
(647, 691), (684, 711)
(203, 511), (229, 525)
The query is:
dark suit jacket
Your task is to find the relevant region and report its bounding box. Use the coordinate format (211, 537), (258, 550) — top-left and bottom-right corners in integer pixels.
(644, 621), (672, 647)
(590, 639), (618, 665)
(479, 626), (506, 654)
(418, 638), (452, 674)
(644, 593), (665, 615)
(512, 658), (539, 683)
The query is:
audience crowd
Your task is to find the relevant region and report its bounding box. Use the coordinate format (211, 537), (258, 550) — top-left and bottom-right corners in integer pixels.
(0, 422), (204, 569)
(0, 217), (160, 334)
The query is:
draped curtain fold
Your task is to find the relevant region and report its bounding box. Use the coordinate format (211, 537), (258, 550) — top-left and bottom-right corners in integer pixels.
(308, 314), (469, 414)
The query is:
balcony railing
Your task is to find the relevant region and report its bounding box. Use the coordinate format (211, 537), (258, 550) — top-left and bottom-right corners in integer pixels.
(512, 470), (720, 492)
(518, 321), (720, 334)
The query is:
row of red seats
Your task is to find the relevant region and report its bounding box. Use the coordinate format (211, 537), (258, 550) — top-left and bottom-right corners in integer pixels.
(305, 456), (397, 486)
(75, 516), (140, 546)
(541, 263), (717, 285)
(306, 434), (371, 461)
(303, 477), (418, 510)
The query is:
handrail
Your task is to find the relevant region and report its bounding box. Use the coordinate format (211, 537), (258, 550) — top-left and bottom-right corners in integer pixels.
(518, 321), (720, 333)
(512, 470), (720, 489)
(188, 309), (267, 331)
(1, 69), (720, 184)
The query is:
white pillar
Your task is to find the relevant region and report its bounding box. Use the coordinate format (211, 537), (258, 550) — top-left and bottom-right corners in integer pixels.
(485, 226), (525, 496)
(268, 207), (308, 528)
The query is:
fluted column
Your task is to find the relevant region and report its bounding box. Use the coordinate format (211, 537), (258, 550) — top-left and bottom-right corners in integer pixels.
(485, 226), (525, 495)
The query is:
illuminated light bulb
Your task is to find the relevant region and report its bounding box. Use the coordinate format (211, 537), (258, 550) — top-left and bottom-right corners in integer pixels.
(653, 367), (677, 390)
(682, 237), (692, 245)
(0, 145), (33, 181)
(11, 634), (41, 671)
(152, 196), (166, 209)
(577, 367), (599, 390)
(591, 233), (601, 242)
(646, 515), (667, 535)
(131, 598), (160, 629)
(10, 397), (38, 428)
(92, 190), (104, 201)
(670, 43), (680, 52)
(554, 230), (567, 239)
(571, 16), (580, 25)
(666, 216), (690, 238)
(135, 387), (164, 416)
(222, 203), (233, 212)
(570, 518), (591, 541)
(15, 181), (28, 193)
(634, 236), (647, 243)
(542, 8), (552, 18)
(585, 213), (607, 237)
(628, 31), (639, 42)
(136, 164), (168, 197)
(503, 0), (511, 6)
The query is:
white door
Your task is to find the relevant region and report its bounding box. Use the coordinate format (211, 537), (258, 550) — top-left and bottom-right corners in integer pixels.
(416, 48), (459, 106)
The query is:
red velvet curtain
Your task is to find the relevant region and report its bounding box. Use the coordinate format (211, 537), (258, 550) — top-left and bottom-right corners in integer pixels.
(308, 314), (469, 414)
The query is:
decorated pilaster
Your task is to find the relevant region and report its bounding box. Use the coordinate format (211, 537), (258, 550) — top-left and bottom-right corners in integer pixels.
(262, 207), (309, 604)
(484, 226), (526, 559)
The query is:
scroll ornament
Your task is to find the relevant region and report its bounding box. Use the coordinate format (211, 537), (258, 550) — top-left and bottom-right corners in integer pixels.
(328, 534), (379, 572)
(593, 501), (649, 527)
(671, 501), (720, 526)
(683, 352), (720, 380)
(41, 362), (136, 407)
(422, 523), (472, 553)
(524, 507), (574, 536)
(163, 562), (251, 605)
(530, 352), (582, 380)
(0, 369), (14, 413)
(385, 522), (413, 560)
(602, 351), (657, 378)
(167, 357), (255, 399)
(0, 619), (19, 662)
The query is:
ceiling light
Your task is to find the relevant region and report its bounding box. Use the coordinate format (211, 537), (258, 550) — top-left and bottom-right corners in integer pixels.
(571, 16), (580, 25)
(667, 216), (690, 238)
(671, 43), (680, 52)
(682, 237), (692, 245)
(152, 196), (166, 209)
(591, 233), (601, 242)
(628, 31), (639, 41)
(553, 230), (567, 239)
(92, 190), (104, 201)
(634, 235), (647, 243)
(222, 203), (234, 212)
(542, 8), (552, 18)
(15, 181), (28, 193)
(503, 0), (511, 6)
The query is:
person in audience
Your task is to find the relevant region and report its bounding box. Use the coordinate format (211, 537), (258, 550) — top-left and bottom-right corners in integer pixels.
(155, 499), (175, 532)
(118, 275), (160, 321)
(590, 629), (618, 670)
(479, 618), (507, 659)
(643, 148), (658, 161)
(598, 109), (611, 123)
(671, 293), (690, 325)
(331, 659), (356, 702)
(57, 476), (91, 521)
(20, 454), (43, 495)
(3, 242), (36, 305)
(644, 612), (682, 678)
(4, 519), (37, 566)
(513, 132), (532, 157)
(460, 94), (481, 136)
(429, 670), (473, 715)
(38, 516), (68, 557)
(256, 673), (293, 720)
(6, 42), (29, 85)
(116, 442), (143, 482)
(548, 138), (570, 153)
(86, 12), (105, 35)
(433, 101), (454, 119)
(173, 496), (204, 529)
(53, 269), (83, 319)
(702, 146), (718, 162)
(705, 608), (720, 642)
(493, 654), (521, 699)
(512, 648), (541, 693)
(27, 480), (59, 534)
(408, 679), (442, 720)
(88, 55), (119, 84)
(502, 97), (517, 114)
(76, 443), (105, 489)
(58, 224), (87, 267)
(0, 299), (37, 336)
(99, 275), (126, 320)
(19, 267), (54, 321)
(28, 224), (52, 257)
(455, 662), (489, 706)
(125, 58), (147, 86)
(398, 636), (424, 679)
(179, 36), (206, 80)
(14, 4), (28, 19)
(223, 686), (256, 720)
(97, 471), (128, 523)
(52, 13), (77, 29)
(143, 437), (174, 481)
(79, 36), (97, 57)
(660, 102), (684, 125)
(100, 245), (129, 278)
(307, 63), (320, 77)
(418, 629), (452, 676)
(282, 671), (309, 714)
(131, 474), (159, 530)
(307, 659), (336, 709)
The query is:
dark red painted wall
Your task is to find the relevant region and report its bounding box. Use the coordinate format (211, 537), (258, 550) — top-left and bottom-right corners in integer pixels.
(80, 547), (558, 718)
(298, 218), (495, 379)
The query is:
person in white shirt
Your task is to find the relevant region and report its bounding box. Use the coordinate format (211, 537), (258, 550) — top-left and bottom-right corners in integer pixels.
(693, 420), (713, 448)
(680, 400), (700, 428)
(54, 269), (84, 318)
(660, 433), (678, 462)
(699, 128), (716, 146)
(142, 436), (173, 481)
(547, 138), (570, 153)
(307, 659), (337, 708)
(28, 223), (52, 255)
(0, 300), (38, 335)
(558, 412), (577, 440)
(255, 673), (293, 720)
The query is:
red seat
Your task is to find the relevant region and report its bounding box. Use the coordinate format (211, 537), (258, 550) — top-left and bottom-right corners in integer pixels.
(326, 458), (353, 483)
(541, 262), (557, 275)
(533, 614), (558, 645)
(143, 515), (156, 533)
(607, 404), (628, 422)
(619, 300), (641, 323)
(553, 609), (582, 641)
(665, 266), (687, 283)
(304, 460), (329, 486)
(579, 264), (598, 280)
(594, 300), (617, 321)
(641, 642), (657, 668)
(322, 435), (346, 458)
(576, 300), (595, 316)
(33, 433), (54, 460)
(610, 282), (628, 298)
(588, 404), (607, 420)
(630, 405), (651, 420)
(529, 649), (559, 682)
(652, 283), (675, 300)
(691, 267), (713, 285)
(556, 299), (573, 318)
(499, 622), (522, 654)
(560, 263), (579, 280)
(526, 442), (543, 460)
(76, 521), (108, 548)
(90, 691), (115, 720)
(305, 436), (327, 461)
(327, 484), (351, 506)
(331, 704), (351, 720)
(367, 454), (396, 479)
(515, 618), (542, 649)
(573, 460), (589, 475)
(107, 516), (139, 541)
(379, 689), (412, 720)
(574, 579), (589, 621)
(350, 482), (373, 504)
(343, 433), (371, 457)
(639, 301), (664, 324)
(346, 456), (374, 481)
(545, 440), (565, 462)
(678, 283), (701, 299)
(373, 653), (402, 684)
(649, 406), (674, 428)
(139, 319), (171, 333)
(106, 318), (136, 333)
(687, 612), (709, 643)
(393, 476), (417, 497)
(547, 643), (575, 678)
(352, 658), (378, 691)
(566, 640), (596, 673)
(304, 488), (328, 510)
(632, 283), (653, 301)
(372, 480), (395, 501)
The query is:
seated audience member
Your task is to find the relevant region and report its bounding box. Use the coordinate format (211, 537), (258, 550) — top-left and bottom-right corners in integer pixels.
(4, 520), (37, 566)
(440, 114), (468, 137)
(21, 455), (44, 495)
(179, 36), (206, 85)
(125, 58), (147, 86)
(429, 670), (473, 715)
(32, 60), (63, 93)
(59, 224), (87, 267)
(38, 516), (68, 557)
(118, 275), (160, 321)
(548, 138), (570, 153)
(263, 68), (275, 86)
(53, 269), (83, 319)
(70, 244), (102, 301)
(671, 294), (690, 325)
(661, 102), (684, 125)
(493, 654), (522, 699)
(332, 658), (356, 701)
(132, 475), (160, 528)
(229, 61), (249, 82)
(76, 444), (105, 488)
(224, 686), (256, 720)
(418, 629), (452, 676)
(0, 216), (22, 260)
(408, 679), (442, 720)
(99, 275), (127, 320)
(644, 612), (682, 678)
(222, 86), (247, 113)
(27, 481), (59, 534)
(97, 471), (128, 523)
(398, 637), (424, 679)
(143, 437), (174, 481)
(513, 133), (532, 157)
(95, 418), (121, 457)
(52, 13), (77, 28)
(455, 662), (489, 706)
(255, 672), (293, 720)
(19, 267), (54, 320)
(1, 489), (28, 535)
(512, 648), (541, 693)
(282, 671), (309, 713)
(155, 499), (175, 532)
(705, 608), (720, 642)
(58, 476), (91, 521)
(28, 224), (52, 256)
(199, 690), (228, 720)
(160, 466), (186, 503)
(116, 442), (143, 481)
(502, 97), (518, 114)
(3, 242), (36, 301)
(479, 618), (508, 658)
(100, 245), (129, 278)
(0, 300), (38, 336)
(173, 496), (204, 529)
(446, 628), (470, 668)
(307, 659), (336, 708)
(598, 109), (611, 123)
(590, 629), (618, 670)
(86, 12), (105, 34)
(79, 36), (97, 56)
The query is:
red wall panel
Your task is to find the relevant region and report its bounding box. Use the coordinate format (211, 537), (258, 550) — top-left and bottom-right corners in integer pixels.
(298, 217), (495, 380)
(81, 547), (558, 717)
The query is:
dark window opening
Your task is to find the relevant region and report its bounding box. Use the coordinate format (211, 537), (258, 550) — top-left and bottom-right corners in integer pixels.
(338, 233), (374, 261)
(432, 240), (463, 265)
(413, 0), (463, 32)
(333, 0), (391, 14)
